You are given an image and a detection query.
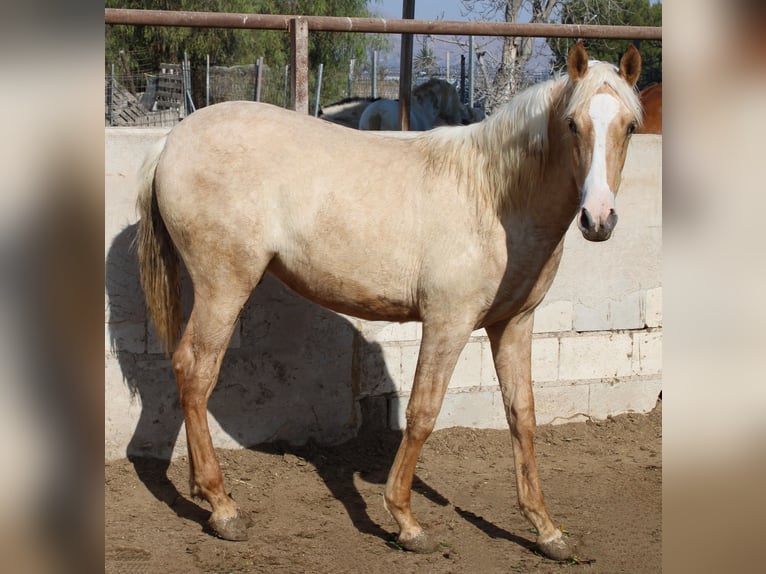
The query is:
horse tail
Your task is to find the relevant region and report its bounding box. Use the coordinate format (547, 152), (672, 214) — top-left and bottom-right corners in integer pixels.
(135, 137), (182, 355)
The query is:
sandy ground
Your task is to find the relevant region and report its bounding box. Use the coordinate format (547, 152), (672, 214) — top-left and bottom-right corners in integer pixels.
(105, 399), (661, 573)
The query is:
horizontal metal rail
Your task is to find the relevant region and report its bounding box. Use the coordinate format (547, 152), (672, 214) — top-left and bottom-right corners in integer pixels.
(104, 9), (662, 41)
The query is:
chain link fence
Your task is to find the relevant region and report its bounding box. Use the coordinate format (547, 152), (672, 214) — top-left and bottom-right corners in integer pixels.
(105, 57), (552, 127)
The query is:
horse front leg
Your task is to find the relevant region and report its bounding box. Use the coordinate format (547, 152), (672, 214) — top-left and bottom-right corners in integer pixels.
(384, 323), (472, 553)
(486, 315), (575, 561)
(172, 292), (251, 541)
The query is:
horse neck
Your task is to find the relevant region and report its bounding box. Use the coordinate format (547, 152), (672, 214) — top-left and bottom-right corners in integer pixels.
(418, 78), (580, 236)
(414, 94), (438, 119)
(483, 80), (579, 228)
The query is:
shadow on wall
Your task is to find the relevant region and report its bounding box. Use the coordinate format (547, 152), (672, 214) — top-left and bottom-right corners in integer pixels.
(105, 223), (402, 539)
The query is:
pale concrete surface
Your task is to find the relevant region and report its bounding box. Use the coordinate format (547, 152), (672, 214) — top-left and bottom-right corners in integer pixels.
(105, 128), (661, 460)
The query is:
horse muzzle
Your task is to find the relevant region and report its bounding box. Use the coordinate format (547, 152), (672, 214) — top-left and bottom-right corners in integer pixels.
(577, 207), (618, 242)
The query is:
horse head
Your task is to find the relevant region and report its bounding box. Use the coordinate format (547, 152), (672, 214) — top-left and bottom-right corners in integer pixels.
(563, 42), (642, 242)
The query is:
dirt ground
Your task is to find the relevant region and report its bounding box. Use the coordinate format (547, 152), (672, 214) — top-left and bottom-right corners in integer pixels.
(105, 399), (661, 574)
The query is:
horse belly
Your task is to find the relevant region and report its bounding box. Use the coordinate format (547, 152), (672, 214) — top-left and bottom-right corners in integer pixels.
(268, 256), (420, 322)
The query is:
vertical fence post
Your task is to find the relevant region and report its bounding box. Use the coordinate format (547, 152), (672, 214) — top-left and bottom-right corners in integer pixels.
(254, 56), (263, 102)
(109, 63), (115, 126)
(460, 54), (466, 104)
(347, 58), (355, 98)
(289, 17), (309, 114)
(183, 51), (196, 115)
(398, 0), (415, 130)
(468, 36), (475, 108)
(313, 63), (324, 117)
(182, 52), (188, 116)
(371, 50), (378, 99)
(446, 51), (450, 83)
(283, 64), (289, 108)
(206, 54), (210, 107)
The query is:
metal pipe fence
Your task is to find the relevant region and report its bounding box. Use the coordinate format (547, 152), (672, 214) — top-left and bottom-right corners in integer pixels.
(105, 9), (661, 127)
(105, 9), (661, 40)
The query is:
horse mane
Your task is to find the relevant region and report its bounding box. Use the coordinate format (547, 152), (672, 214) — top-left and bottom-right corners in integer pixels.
(418, 61), (641, 215)
(413, 78), (450, 94)
(418, 78), (557, 215)
(319, 96), (377, 116)
(320, 96), (380, 129)
(323, 96), (378, 108)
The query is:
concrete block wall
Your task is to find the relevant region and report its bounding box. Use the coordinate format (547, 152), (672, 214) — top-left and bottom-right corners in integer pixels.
(357, 292), (662, 432)
(105, 128), (661, 461)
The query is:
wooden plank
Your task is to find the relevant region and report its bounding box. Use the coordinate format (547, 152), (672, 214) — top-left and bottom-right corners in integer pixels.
(290, 17), (309, 114)
(155, 65), (183, 111)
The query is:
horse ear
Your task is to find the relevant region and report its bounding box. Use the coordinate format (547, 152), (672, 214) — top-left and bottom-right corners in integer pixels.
(619, 45), (642, 87)
(567, 41), (589, 82)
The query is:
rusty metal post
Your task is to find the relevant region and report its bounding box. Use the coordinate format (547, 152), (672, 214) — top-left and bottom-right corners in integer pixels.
(398, 0), (415, 130)
(290, 17), (309, 114)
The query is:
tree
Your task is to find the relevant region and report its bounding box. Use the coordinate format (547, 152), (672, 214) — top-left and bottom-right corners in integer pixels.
(547, 0), (662, 90)
(457, 1), (661, 110)
(460, 0), (560, 112)
(105, 0), (389, 106)
(414, 35), (438, 77)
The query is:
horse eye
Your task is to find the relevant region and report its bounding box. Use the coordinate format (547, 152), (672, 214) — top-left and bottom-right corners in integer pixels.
(567, 117), (578, 135)
(627, 121), (637, 135)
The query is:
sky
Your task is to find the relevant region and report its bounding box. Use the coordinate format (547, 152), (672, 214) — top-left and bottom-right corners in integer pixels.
(367, 1), (539, 72)
(368, 1), (661, 71)
(370, 0), (470, 21)
(370, 0), (661, 21)
(368, 1), (506, 70)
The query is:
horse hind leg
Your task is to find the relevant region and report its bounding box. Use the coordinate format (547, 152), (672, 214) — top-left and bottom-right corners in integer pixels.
(172, 283), (254, 541)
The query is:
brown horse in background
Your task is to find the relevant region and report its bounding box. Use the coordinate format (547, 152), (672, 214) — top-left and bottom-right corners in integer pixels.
(636, 83), (662, 134)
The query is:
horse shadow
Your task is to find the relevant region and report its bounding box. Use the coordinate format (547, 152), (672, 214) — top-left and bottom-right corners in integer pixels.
(106, 223), (521, 547)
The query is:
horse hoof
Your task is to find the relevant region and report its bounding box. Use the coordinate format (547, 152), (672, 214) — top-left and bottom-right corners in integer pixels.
(537, 534), (575, 561)
(209, 510), (251, 541)
(397, 531), (440, 554)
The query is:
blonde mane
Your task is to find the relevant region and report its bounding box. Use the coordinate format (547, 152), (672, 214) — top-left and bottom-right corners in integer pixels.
(418, 78), (556, 215)
(418, 61), (641, 215)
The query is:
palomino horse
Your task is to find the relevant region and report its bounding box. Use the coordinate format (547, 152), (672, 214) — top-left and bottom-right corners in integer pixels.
(358, 78), (465, 130)
(136, 42), (642, 561)
(636, 82), (662, 134)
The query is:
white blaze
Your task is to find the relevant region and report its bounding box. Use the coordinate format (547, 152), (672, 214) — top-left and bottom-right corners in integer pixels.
(581, 93), (620, 217)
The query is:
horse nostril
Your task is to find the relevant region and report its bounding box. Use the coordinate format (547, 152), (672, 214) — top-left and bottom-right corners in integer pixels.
(605, 209), (619, 232)
(579, 207), (593, 230)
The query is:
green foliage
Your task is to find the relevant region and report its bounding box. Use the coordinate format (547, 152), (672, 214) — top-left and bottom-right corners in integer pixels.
(105, 0), (389, 105)
(414, 36), (437, 77)
(547, 0), (662, 90)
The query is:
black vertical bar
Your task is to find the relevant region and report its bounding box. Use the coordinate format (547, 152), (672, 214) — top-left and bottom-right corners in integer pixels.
(398, 0), (415, 130)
